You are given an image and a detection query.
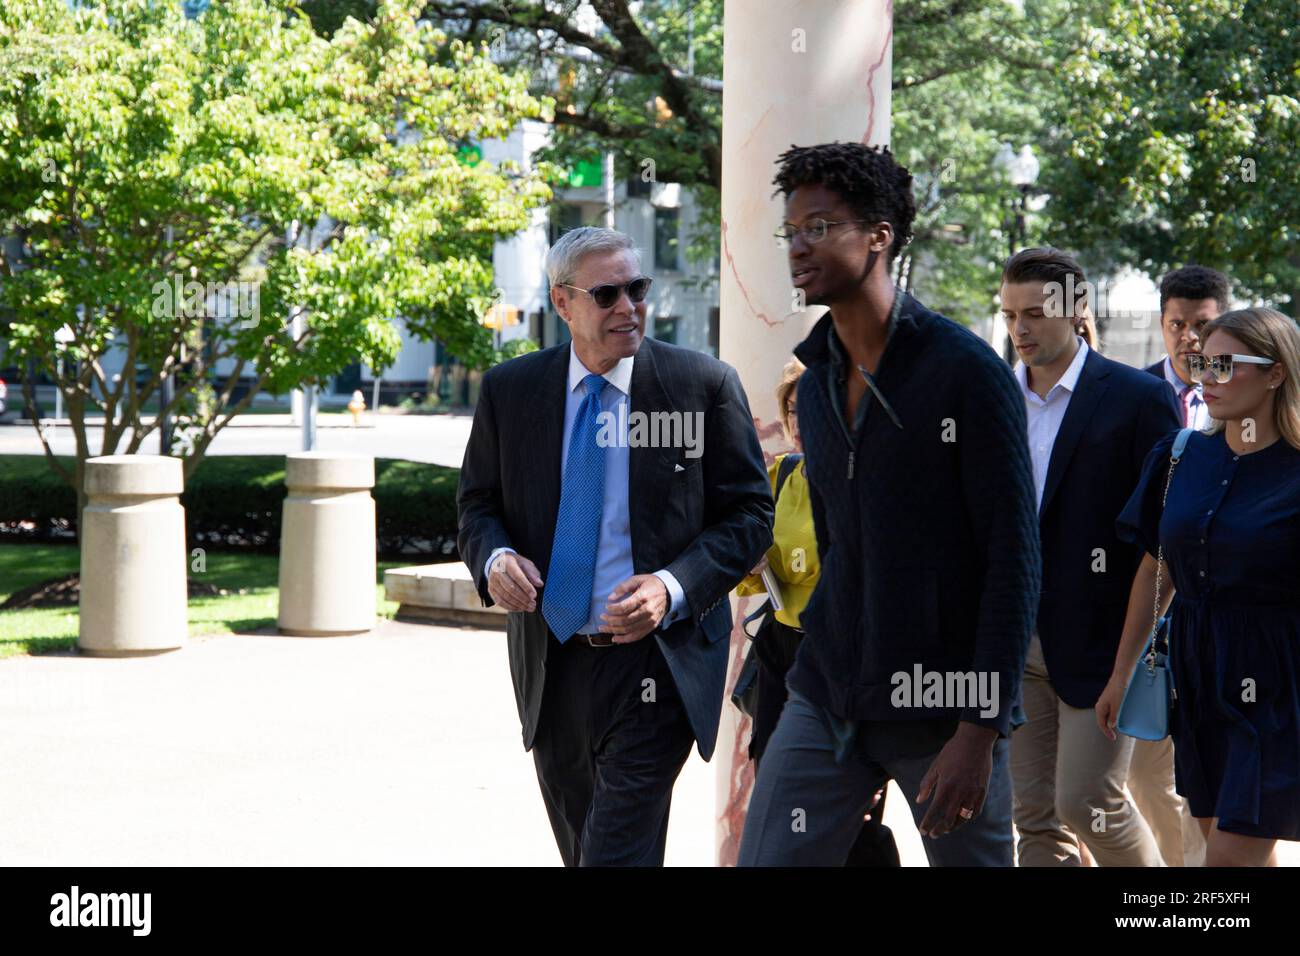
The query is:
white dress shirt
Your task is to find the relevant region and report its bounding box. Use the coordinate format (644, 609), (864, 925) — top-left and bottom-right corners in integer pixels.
(1016, 337), (1091, 510)
(485, 343), (687, 633)
(1160, 356), (1212, 431)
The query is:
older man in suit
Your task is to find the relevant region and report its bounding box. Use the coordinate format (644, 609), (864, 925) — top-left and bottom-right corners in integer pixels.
(457, 226), (773, 866)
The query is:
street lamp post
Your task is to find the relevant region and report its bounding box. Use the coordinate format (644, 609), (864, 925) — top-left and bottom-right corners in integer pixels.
(53, 324), (74, 428)
(161, 224), (175, 455)
(286, 218), (320, 451)
(992, 143), (1041, 363)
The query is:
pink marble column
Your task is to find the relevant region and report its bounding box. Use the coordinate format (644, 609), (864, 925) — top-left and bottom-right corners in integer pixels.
(716, 0), (893, 866)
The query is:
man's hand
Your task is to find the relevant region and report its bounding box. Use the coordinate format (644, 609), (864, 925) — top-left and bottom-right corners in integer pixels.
(601, 574), (669, 644)
(915, 722), (997, 838)
(864, 786), (886, 823)
(487, 552), (544, 612)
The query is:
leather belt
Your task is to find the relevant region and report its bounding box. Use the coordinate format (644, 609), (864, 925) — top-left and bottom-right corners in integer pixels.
(570, 632), (617, 647)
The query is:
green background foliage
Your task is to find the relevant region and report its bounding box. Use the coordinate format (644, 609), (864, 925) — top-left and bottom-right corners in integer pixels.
(0, 0), (553, 497)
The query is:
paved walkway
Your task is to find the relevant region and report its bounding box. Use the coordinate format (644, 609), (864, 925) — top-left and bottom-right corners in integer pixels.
(0, 620), (725, 865)
(6, 617), (1285, 866)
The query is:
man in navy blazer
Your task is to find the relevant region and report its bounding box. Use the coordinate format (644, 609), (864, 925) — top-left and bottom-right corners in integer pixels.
(1001, 248), (1181, 867)
(1142, 266), (1230, 431)
(457, 226), (773, 866)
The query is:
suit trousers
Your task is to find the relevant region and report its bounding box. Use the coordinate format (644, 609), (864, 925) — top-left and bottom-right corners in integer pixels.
(1128, 736), (1208, 867)
(738, 690), (1015, 866)
(530, 630), (695, 866)
(1010, 635), (1164, 866)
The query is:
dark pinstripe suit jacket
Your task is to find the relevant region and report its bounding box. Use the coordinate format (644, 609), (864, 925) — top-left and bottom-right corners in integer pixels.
(456, 336), (774, 760)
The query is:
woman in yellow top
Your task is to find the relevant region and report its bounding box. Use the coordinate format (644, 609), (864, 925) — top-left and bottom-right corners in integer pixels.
(736, 359), (899, 866)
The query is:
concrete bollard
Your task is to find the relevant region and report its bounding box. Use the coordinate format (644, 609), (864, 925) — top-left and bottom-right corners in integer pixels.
(277, 453), (377, 636)
(78, 455), (187, 656)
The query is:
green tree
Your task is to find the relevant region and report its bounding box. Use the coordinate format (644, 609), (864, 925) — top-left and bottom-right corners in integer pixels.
(298, 0), (381, 36)
(887, 0), (1112, 321)
(419, 1), (723, 268)
(0, 0), (553, 520)
(422, 0), (1082, 322)
(1040, 0), (1300, 311)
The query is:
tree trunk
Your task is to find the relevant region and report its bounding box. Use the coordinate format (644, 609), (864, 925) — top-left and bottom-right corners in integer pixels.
(74, 458), (86, 545)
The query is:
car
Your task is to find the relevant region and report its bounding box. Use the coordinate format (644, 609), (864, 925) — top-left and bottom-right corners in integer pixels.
(0, 375), (7, 416)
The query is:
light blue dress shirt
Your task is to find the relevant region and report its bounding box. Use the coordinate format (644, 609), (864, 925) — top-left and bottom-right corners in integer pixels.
(484, 343), (687, 633)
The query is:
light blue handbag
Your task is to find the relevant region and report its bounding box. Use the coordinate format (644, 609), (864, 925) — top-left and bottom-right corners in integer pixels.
(1117, 427), (1193, 741)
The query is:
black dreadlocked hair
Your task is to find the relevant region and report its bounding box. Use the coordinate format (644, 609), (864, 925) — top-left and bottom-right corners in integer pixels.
(771, 142), (916, 263)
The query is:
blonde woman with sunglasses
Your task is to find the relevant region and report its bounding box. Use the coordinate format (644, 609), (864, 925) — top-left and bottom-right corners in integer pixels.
(1098, 308), (1300, 866)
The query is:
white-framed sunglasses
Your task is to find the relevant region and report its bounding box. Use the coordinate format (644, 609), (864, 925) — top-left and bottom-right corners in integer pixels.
(1186, 352), (1277, 384)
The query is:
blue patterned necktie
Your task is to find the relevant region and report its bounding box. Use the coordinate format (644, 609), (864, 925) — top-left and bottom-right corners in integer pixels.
(542, 373), (608, 642)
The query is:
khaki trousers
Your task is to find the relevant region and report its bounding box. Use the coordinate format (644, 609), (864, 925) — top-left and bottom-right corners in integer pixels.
(1127, 736), (1207, 867)
(1011, 636), (1164, 867)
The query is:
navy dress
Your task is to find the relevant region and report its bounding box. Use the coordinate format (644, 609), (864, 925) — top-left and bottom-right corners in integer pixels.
(1117, 429), (1300, 839)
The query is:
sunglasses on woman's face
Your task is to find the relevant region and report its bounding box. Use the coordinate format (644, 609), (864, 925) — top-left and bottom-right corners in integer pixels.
(558, 276), (653, 309)
(1186, 352), (1277, 384)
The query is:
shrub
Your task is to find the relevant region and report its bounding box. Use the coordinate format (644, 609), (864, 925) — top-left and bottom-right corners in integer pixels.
(0, 455), (460, 558)
(0, 455), (77, 537)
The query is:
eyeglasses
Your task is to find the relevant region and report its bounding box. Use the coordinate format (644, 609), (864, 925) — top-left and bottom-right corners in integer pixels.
(1185, 352), (1277, 384)
(775, 218), (873, 245)
(557, 276), (653, 309)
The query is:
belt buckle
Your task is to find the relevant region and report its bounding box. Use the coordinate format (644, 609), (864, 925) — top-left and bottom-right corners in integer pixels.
(586, 632), (615, 647)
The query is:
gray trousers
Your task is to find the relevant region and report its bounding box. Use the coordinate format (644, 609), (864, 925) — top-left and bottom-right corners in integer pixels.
(738, 690), (1014, 866)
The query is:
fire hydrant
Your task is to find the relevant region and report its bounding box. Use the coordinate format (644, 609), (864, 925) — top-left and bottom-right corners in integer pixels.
(347, 389), (366, 426)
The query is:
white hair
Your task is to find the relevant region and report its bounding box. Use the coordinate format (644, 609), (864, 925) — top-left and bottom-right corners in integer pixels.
(545, 226), (640, 288)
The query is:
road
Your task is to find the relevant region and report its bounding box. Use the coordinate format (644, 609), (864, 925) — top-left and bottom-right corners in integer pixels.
(0, 412), (474, 467)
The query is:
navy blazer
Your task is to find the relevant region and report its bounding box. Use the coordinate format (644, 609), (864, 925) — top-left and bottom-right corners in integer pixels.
(456, 337), (774, 760)
(1034, 348), (1181, 706)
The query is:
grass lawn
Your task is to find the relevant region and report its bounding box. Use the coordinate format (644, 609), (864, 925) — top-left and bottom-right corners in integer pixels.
(0, 542), (404, 659)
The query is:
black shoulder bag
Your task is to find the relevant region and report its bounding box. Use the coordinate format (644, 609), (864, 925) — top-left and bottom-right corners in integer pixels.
(731, 453), (803, 719)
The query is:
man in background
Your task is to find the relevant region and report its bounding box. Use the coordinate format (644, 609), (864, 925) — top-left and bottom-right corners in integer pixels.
(1143, 266), (1230, 431)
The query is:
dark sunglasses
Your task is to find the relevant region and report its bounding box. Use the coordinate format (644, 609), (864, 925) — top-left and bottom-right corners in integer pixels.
(1186, 352), (1276, 384)
(558, 276), (653, 309)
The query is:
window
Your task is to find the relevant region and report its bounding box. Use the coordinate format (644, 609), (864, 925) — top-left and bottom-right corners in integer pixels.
(549, 205), (585, 246)
(654, 316), (680, 345)
(626, 174), (653, 199)
(654, 207), (680, 272)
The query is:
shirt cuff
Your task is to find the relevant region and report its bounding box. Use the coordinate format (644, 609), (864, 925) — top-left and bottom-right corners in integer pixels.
(653, 569), (688, 629)
(485, 546), (517, 579)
